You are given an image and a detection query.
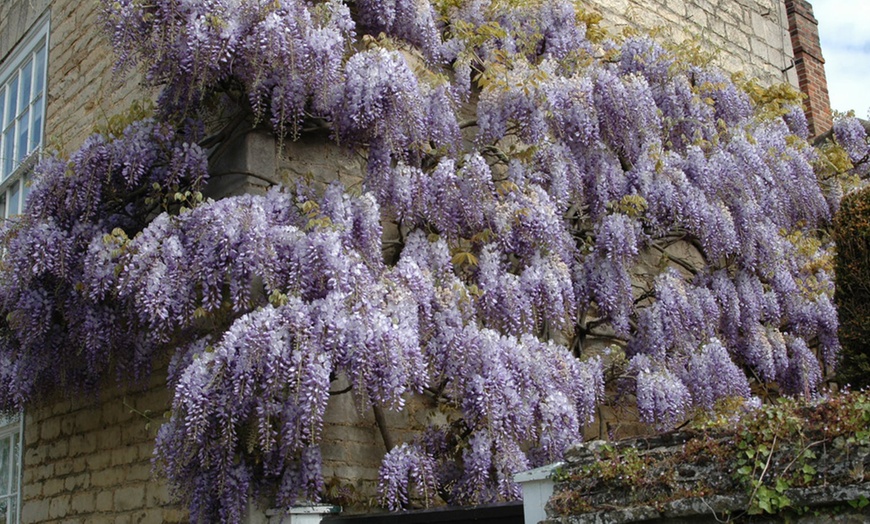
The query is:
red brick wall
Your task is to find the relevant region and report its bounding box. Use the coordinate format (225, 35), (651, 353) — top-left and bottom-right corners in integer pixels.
(785, 0), (833, 137)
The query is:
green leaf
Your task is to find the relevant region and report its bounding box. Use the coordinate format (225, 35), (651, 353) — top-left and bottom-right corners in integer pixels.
(451, 251), (479, 267)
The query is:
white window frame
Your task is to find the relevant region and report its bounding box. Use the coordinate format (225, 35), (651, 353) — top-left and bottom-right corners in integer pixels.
(0, 414), (22, 524)
(0, 13), (50, 218)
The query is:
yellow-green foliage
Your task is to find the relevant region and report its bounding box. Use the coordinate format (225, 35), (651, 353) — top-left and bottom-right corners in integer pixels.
(739, 78), (804, 121)
(816, 141), (862, 195)
(92, 99), (154, 138)
(574, 4), (607, 43)
(666, 36), (719, 68)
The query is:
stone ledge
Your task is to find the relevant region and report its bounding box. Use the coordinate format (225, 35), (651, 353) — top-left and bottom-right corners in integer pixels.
(547, 423), (870, 524)
(547, 483), (870, 523)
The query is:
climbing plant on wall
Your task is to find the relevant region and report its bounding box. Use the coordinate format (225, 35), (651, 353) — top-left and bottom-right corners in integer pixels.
(0, 0), (857, 520)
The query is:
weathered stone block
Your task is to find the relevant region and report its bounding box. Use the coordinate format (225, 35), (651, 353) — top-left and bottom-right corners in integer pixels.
(85, 450), (111, 470)
(145, 481), (171, 507)
(63, 472), (90, 491)
(130, 509), (168, 524)
(74, 409), (102, 433)
(96, 490), (114, 512)
(110, 446), (139, 466)
(40, 417), (61, 441)
(91, 466), (125, 488)
(48, 494), (71, 519)
(114, 485), (146, 511)
(42, 477), (64, 497)
(20, 498), (49, 524)
(71, 491), (95, 514)
(69, 433), (97, 457)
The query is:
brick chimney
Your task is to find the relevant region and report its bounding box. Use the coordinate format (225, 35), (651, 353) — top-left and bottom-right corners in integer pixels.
(785, 0), (833, 137)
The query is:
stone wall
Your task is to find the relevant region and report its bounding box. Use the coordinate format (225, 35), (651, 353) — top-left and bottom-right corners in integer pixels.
(546, 431), (870, 523)
(0, 0), (51, 63)
(20, 373), (185, 524)
(1, 0), (151, 159)
(44, 1), (151, 155)
(582, 0), (799, 88)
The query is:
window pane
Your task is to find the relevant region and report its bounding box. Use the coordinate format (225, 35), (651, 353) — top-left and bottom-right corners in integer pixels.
(33, 44), (46, 97)
(10, 432), (18, 496)
(18, 60), (31, 114)
(0, 194), (7, 219)
(0, 439), (8, 496)
(0, 87), (4, 134)
(7, 183), (19, 216)
(2, 129), (14, 179)
(30, 96), (42, 148)
(4, 74), (16, 128)
(21, 175), (30, 210)
(0, 499), (7, 524)
(16, 110), (29, 163)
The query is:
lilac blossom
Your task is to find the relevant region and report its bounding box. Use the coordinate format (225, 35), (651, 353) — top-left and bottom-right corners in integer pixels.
(683, 339), (751, 411)
(630, 355), (692, 428)
(833, 116), (870, 165)
(378, 444), (438, 510)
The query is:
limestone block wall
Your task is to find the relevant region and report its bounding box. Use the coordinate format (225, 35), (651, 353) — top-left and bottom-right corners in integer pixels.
(582, 0), (799, 88)
(0, 0), (51, 61)
(43, 0), (151, 154)
(319, 389), (435, 511)
(1, 0), (150, 160)
(20, 374), (185, 524)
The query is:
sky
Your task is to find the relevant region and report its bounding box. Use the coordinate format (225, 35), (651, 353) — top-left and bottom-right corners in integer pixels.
(812, 0), (870, 118)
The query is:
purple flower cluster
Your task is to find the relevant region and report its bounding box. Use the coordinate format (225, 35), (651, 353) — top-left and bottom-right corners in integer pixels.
(0, 119), (207, 408)
(378, 444), (438, 510)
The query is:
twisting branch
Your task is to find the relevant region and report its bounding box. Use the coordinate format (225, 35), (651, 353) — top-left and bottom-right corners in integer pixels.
(211, 169), (276, 186)
(650, 241), (699, 275)
(585, 330), (629, 344)
(201, 110), (251, 154)
(373, 405), (395, 452)
(481, 145), (511, 164)
(329, 385), (353, 396)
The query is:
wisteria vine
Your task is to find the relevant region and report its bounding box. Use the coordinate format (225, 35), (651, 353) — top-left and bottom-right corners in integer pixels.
(0, 0), (864, 521)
